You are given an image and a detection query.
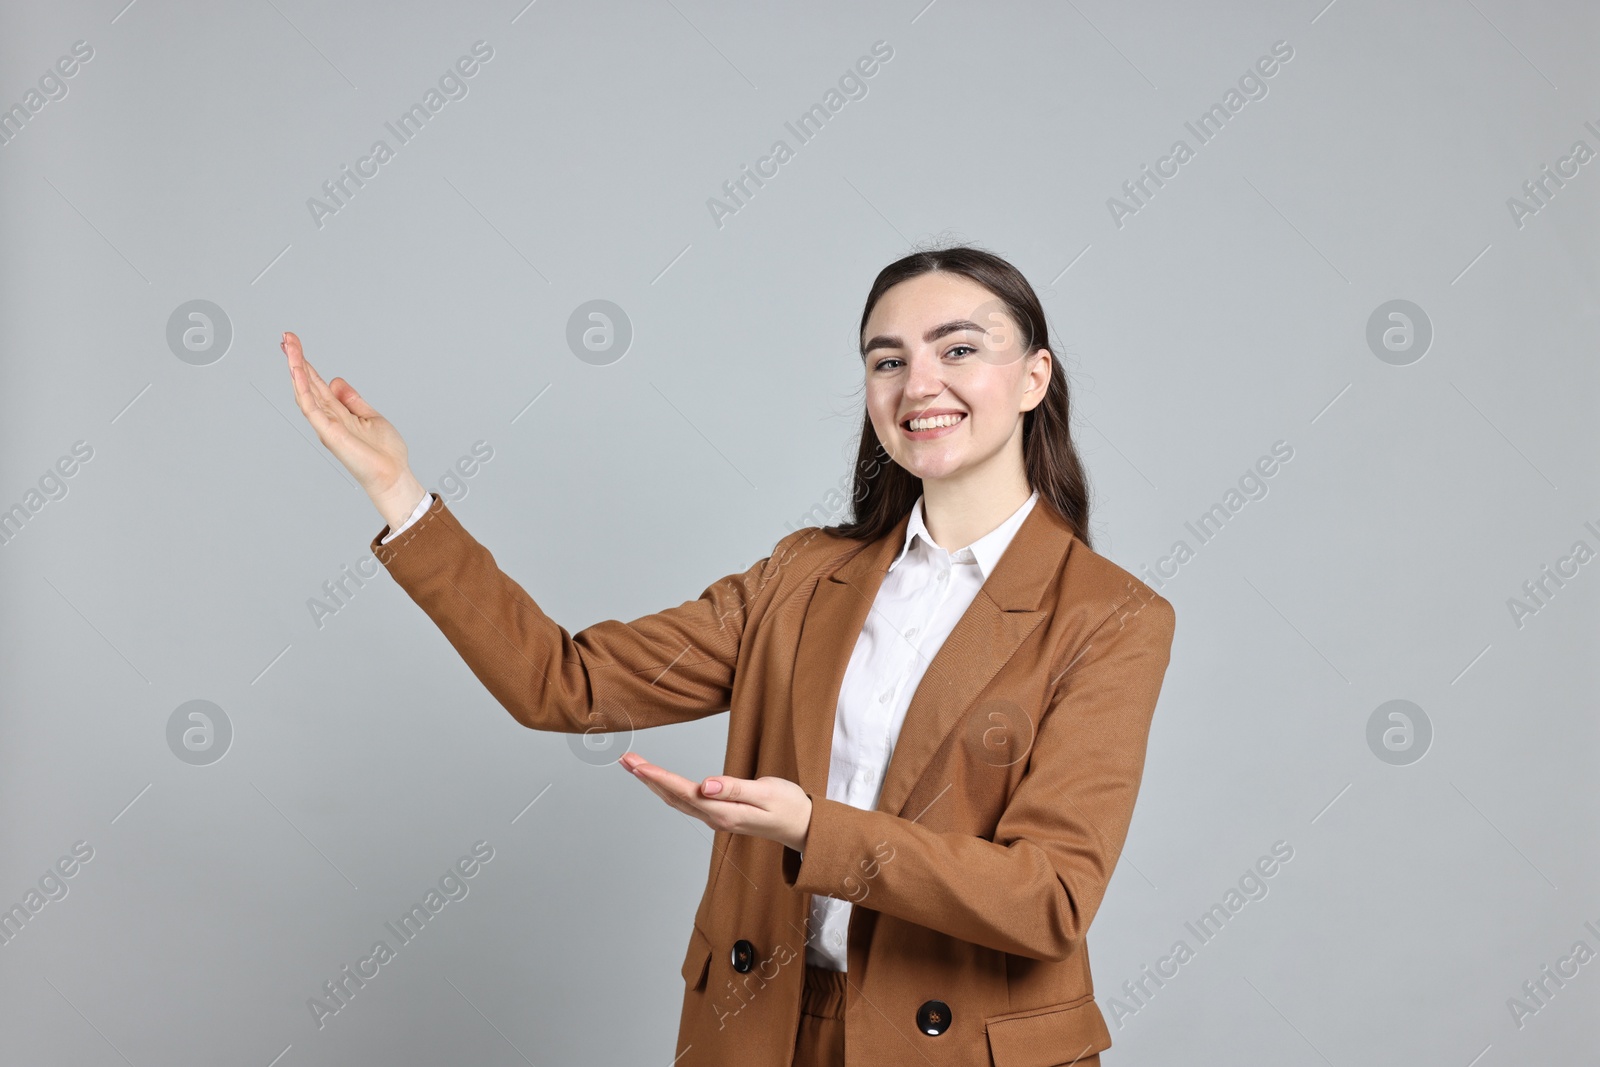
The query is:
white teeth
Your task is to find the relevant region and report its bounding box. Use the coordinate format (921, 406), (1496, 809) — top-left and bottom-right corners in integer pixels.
(907, 413), (964, 431)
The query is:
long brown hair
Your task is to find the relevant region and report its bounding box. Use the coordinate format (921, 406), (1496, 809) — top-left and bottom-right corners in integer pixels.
(821, 243), (1095, 549)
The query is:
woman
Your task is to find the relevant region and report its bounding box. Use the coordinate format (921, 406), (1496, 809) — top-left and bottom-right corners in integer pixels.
(283, 245), (1175, 1067)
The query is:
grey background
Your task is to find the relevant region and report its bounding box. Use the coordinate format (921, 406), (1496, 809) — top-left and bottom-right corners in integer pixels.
(2, 0), (1596, 1063)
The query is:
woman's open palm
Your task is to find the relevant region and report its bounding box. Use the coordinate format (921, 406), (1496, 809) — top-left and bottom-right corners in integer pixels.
(282, 331), (411, 499)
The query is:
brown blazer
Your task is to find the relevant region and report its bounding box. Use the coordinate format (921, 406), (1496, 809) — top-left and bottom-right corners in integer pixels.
(371, 491), (1176, 1067)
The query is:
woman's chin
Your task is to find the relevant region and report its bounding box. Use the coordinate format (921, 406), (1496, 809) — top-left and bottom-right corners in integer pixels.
(895, 455), (966, 483)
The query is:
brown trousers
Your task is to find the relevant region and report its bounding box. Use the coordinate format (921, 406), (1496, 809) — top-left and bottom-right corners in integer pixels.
(791, 963), (847, 1067)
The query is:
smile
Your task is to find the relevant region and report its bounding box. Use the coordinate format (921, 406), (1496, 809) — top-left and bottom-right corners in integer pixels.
(901, 412), (966, 438)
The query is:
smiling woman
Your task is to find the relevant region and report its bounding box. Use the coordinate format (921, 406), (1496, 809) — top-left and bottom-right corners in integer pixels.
(281, 241), (1176, 1067)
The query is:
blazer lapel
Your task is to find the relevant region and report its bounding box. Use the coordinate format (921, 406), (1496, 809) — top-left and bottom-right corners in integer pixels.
(790, 500), (1075, 819)
(790, 511), (910, 806)
(875, 502), (1069, 816)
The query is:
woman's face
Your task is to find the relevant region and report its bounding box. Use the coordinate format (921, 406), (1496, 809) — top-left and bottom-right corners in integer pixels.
(861, 271), (1051, 487)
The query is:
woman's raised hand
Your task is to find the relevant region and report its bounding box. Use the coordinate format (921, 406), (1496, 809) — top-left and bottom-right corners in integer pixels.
(281, 330), (428, 530)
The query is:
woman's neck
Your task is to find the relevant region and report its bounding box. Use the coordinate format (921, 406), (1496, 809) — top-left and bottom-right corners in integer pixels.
(918, 472), (1034, 552)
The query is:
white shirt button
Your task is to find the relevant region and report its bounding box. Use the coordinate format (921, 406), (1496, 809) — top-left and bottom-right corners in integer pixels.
(905, 627), (918, 638)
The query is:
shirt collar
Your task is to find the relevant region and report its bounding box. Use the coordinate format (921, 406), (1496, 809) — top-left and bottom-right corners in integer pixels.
(888, 489), (1041, 580)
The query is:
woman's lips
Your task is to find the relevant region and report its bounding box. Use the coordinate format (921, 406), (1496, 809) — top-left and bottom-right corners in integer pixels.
(901, 413), (966, 440)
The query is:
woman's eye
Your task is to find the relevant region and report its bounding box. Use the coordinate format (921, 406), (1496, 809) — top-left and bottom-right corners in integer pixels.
(873, 346), (972, 371)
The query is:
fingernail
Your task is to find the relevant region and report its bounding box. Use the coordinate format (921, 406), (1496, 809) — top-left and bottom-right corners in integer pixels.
(703, 780), (722, 795)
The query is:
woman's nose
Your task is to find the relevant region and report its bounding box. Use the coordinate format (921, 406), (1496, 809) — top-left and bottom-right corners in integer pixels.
(904, 352), (948, 397)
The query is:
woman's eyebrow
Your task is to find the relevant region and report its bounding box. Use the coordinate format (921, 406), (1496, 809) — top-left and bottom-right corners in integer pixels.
(862, 319), (986, 356)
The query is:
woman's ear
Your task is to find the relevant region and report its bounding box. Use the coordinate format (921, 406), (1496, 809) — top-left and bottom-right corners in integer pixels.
(1021, 348), (1052, 411)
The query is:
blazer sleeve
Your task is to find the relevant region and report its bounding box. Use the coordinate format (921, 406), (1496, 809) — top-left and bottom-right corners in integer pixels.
(370, 493), (795, 735)
(780, 588), (1176, 962)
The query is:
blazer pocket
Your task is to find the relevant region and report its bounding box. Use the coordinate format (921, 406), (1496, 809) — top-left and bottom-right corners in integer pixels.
(679, 924), (712, 992)
(984, 993), (1111, 1067)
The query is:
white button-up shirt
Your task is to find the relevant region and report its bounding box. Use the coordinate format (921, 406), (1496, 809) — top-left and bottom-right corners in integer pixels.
(381, 487), (1042, 973)
(804, 488), (1038, 971)
(381, 492), (435, 544)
